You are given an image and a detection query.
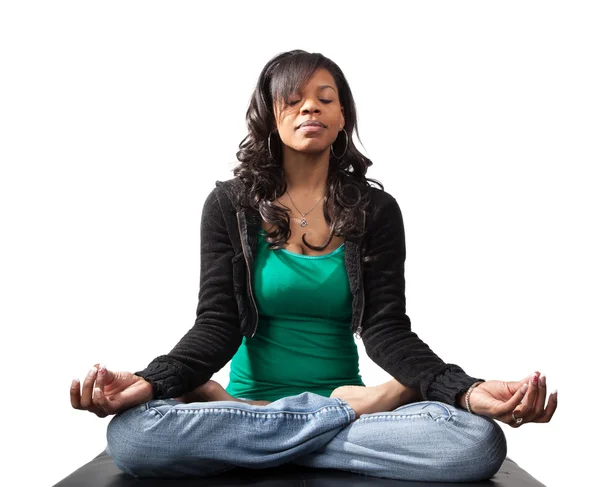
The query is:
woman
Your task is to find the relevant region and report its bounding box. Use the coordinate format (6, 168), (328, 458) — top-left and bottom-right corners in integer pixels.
(70, 50), (557, 482)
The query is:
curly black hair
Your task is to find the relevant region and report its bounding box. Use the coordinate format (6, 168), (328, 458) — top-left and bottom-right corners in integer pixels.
(233, 49), (383, 251)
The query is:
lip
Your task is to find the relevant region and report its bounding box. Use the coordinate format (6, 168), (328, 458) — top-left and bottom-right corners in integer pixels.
(298, 120), (325, 129)
(298, 125), (325, 133)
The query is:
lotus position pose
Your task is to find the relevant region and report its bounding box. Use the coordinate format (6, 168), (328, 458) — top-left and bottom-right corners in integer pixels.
(71, 50), (557, 482)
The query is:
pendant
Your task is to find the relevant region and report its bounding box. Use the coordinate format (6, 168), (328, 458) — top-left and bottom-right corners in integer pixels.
(300, 217), (308, 227)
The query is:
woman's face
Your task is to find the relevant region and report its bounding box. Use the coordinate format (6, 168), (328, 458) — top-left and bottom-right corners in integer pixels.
(273, 68), (345, 155)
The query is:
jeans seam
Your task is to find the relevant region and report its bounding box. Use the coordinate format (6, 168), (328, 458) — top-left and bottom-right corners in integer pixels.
(355, 412), (432, 422)
(355, 401), (456, 423)
(432, 401), (453, 418)
(147, 397), (354, 425)
(145, 401), (166, 418)
(170, 405), (346, 418)
(331, 397), (356, 422)
(148, 407), (165, 418)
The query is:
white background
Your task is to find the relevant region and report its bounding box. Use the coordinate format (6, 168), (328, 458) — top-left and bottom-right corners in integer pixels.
(1, 2), (598, 486)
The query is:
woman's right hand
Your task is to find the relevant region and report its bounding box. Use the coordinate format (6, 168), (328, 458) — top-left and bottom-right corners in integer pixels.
(70, 363), (154, 417)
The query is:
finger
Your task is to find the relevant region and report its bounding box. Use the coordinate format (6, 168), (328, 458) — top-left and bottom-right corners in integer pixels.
(92, 387), (111, 417)
(532, 374), (548, 420)
(519, 372), (540, 420)
(508, 409), (524, 428)
(70, 377), (82, 409)
(493, 381), (530, 417)
(97, 387), (134, 415)
(536, 390), (558, 423)
(88, 386), (111, 418)
(506, 374), (533, 395)
(80, 366), (98, 409)
(498, 408), (524, 429)
(92, 364), (112, 416)
(76, 367), (107, 416)
(96, 363), (106, 394)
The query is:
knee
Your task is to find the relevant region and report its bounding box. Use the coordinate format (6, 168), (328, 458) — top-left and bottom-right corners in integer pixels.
(106, 404), (155, 477)
(424, 405), (507, 481)
(458, 414), (507, 481)
(478, 417), (507, 478)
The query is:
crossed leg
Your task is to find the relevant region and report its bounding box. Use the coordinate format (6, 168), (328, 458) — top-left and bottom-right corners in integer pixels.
(109, 380), (504, 481)
(291, 400), (507, 482)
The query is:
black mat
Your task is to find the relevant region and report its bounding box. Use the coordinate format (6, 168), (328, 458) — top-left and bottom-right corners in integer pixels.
(53, 450), (546, 486)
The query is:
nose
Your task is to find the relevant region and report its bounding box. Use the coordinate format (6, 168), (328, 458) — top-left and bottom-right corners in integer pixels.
(300, 97), (321, 114)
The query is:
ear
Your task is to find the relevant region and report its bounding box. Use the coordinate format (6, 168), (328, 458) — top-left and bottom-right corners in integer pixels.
(340, 106), (345, 130)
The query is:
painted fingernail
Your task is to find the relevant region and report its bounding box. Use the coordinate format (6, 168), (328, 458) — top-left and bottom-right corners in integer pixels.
(71, 377), (80, 389)
(539, 375), (546, 386)
(98, 363), (106, 375)
(532, 373), (538, 385)
(521, 383), (528, 393)
(88, 367), (97, 378)
(551, 389), (558, 400)
(94, 387), (103, 399)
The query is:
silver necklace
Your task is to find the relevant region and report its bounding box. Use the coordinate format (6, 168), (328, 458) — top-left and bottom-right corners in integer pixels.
(286, 190), (325, 227)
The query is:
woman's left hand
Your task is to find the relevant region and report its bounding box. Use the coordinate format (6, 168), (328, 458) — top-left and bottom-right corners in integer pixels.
(464, 372), (558, 427)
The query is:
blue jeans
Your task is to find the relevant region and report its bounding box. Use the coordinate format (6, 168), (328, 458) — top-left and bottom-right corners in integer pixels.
(106, 392), (507, 482)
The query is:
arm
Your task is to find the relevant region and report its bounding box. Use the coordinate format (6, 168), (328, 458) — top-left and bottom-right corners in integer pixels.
(134, 188), (243, 399)
(361, 195), (484, 407)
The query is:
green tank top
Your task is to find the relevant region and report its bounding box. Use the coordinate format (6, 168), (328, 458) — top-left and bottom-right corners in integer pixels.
(225, 228), (365, 401)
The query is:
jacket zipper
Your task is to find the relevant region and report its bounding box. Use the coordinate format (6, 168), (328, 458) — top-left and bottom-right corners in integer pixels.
(353, 209), (367, 340)
(236, 212), (259, 338)
(354, 316), (364, 340)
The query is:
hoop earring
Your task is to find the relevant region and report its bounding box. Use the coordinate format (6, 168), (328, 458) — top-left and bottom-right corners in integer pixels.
(330, 128), (348, 159)
(268, 131), (280, 161)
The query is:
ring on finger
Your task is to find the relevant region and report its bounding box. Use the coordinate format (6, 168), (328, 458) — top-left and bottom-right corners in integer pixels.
(512, 411), (523, 425)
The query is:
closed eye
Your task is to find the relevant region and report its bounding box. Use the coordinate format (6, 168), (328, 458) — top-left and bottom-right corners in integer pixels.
(289, 99), (332, 106)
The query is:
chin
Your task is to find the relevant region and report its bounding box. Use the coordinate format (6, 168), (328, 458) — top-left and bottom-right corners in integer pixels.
(294, 139), (331, 153)
(295, 145), (330, 155)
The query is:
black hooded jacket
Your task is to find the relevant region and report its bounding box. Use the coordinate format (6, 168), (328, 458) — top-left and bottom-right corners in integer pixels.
(134, 177), (484, 406)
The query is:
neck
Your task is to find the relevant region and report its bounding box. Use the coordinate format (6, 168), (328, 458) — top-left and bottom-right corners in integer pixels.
(281, 146), (329, 197)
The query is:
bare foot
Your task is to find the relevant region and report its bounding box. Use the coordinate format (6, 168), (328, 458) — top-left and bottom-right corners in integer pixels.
(174, 380), (272, 406)
(330, 379), (419, 420)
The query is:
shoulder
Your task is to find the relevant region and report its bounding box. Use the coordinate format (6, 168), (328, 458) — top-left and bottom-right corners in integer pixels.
(365, 183), (403, 221)
(215, 176), (244, 195)
(202, 176), (245, 211)
(212, 176), (247, 210)
(199, 177), (244, 224)
(360, 185), (407, 259)
(366, 184), (397, 208)
(361, 184), (406, 244)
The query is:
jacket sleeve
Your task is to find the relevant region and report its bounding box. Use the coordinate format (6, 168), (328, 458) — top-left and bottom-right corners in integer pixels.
(360, 195), (485, 406)
(133, 187), (243, 399)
